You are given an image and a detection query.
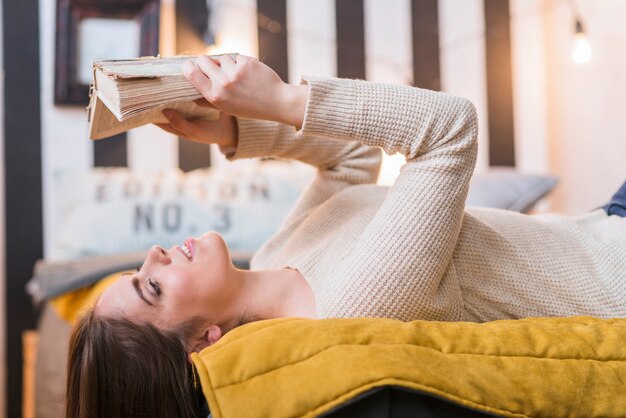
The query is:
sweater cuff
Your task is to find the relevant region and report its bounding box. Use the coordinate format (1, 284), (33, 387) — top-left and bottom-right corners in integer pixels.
(223, 117), (279, 161)
(300, 76), (358, 140)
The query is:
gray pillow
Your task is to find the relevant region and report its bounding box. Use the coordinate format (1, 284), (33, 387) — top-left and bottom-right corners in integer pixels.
(466, 168), (558, 213)
(27, 250), (252, 303)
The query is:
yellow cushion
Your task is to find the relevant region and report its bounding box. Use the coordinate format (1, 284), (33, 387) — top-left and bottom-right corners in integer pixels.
(49, 271), (124, 325)
(191, 316), (626, 418)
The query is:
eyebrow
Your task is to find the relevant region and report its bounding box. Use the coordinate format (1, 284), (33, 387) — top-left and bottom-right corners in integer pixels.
(132, 277), (154, 307)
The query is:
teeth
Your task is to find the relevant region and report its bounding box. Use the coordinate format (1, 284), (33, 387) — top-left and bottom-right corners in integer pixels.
(180, 244), (192, 260)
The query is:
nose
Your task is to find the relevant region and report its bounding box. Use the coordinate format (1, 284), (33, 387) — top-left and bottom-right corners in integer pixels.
(147, 245), (172, 266)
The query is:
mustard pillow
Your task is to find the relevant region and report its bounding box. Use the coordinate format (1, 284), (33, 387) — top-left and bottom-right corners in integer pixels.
(49, 271), (125, 325)
(192, 317), (626, 418)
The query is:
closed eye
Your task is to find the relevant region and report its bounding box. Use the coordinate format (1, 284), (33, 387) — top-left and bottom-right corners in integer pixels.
(132, 278), (153, 307)
(148, 278), (161, 296)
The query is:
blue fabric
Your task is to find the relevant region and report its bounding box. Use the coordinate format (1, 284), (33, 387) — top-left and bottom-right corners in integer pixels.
(603, 180), (626, 217)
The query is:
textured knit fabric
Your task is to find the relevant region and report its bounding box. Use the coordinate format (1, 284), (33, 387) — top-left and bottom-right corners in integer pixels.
(227, 77), (626, 322)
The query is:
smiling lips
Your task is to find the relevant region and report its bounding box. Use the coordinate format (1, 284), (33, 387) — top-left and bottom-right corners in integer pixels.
(179, 242), (193, 261)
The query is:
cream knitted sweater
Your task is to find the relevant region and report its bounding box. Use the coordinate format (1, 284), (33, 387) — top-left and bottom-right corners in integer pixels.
(227, 77), (626, 322)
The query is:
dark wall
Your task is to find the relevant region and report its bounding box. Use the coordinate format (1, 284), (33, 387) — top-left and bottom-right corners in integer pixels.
(3, 0), (43, 416)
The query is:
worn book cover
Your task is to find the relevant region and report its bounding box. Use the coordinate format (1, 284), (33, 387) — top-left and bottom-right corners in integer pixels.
(88, 55), (229, 140)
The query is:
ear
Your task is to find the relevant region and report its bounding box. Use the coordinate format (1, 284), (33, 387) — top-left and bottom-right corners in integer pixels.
(207, 325), (223, 345)
(189, 325), (223, 354)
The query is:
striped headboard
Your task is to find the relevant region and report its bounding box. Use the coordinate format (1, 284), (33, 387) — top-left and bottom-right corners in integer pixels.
(3, 0), (519, 414)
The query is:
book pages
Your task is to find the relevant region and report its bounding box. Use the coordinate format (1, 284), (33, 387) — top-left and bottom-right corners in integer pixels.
(89, 94), (219, 140)
(98, 57), (193, 78)
(88, 54), (231, 140)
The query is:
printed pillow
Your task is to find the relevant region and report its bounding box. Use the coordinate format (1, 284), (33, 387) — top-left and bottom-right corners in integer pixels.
(50, 163), (555, 261)
(50, 161), (314, 261)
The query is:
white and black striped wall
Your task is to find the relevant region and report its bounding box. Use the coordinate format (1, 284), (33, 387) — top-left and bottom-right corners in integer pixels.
(3, 0), (557, 415)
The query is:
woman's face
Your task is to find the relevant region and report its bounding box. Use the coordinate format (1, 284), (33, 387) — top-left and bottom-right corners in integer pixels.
(96, 232), (236, 330)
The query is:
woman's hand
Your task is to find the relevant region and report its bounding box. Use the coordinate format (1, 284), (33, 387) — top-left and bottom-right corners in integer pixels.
(155, 109), (238, 149)
(182, 55), (309, 129)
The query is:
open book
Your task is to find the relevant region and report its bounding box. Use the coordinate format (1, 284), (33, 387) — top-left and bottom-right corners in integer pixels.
(88, 55), (227, 140)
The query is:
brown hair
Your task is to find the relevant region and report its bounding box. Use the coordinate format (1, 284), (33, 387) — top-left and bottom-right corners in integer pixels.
(66, 310), (206, 418)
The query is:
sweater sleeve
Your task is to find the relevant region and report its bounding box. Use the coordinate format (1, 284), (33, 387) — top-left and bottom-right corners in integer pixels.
(299, 77), (478, 321)
(228, 113), (382, 191)
(225, 112), (383, 227)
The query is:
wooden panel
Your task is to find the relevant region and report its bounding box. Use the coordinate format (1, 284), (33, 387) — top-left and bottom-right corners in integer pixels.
(3, 0), (43, 415)
(411, 0), (441, 90)
(175, 0), (212, 169)
(178, 140), (211, 172)
(94, 132), (128, 167)
(484, 0), (516, 167)
(176, 0), (211, 53)
(335, 0), (366, 79)
(257, 0), (289, 81)
(22, 331), (39, 418)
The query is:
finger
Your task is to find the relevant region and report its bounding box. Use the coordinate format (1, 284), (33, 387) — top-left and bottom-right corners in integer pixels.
(218, 54), (237, 72)
(196, 55), (223, 83)
(192, 98), (217, 109)
(162, 109), (202, 137)
(233, 55), (255, 64)
(182, 59), (212, 96)
(154, 123), (185, 137)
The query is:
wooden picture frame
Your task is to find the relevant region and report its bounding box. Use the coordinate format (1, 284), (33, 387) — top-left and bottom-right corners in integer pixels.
(54, 0), (160, 105)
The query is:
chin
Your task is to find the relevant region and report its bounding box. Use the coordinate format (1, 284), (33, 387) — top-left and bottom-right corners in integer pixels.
(198, 231), (232, 266)
(199, 231), (225, 245)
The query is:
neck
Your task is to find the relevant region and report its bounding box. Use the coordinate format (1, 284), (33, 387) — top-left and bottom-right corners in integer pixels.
(227, 267), (316, 327)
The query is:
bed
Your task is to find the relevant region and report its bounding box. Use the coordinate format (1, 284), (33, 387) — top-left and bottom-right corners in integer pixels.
(27, 167), (557, 417)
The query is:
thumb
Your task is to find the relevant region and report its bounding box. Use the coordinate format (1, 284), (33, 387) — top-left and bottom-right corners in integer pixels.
(193, 98), (218, 109)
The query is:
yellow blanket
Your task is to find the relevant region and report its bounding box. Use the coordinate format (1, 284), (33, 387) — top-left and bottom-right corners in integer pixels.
(50, 272), (122, 325)
(191, 316), (626, 418)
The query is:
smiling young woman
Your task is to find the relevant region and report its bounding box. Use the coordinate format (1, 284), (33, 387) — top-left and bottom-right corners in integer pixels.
(96, 232), (316, 349)
(66, 54), (626, 418)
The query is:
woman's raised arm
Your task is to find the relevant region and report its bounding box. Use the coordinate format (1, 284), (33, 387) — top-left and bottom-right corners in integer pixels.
(159, 55), (383, 214)
(297, 77), (478, 321)
(178, 55), (478, 322)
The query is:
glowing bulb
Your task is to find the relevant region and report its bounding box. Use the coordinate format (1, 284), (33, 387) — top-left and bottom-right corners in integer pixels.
(205, 36), (256, 58)
(572, 32), (591, 64)
(572, 20), (591, 64)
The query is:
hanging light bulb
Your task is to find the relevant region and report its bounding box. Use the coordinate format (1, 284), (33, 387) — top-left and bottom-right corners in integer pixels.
(572, 19), (591, 64)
